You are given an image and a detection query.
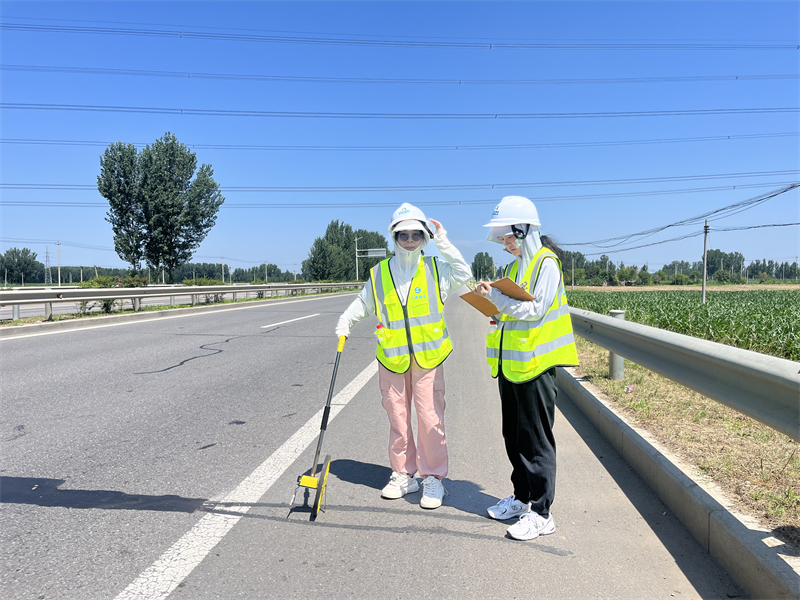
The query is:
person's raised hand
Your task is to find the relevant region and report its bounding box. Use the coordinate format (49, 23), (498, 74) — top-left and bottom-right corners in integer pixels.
(430, 218), (443, 233)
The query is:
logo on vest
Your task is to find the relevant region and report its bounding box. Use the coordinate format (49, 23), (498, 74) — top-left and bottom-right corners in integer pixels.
(410, 286), (427, 301)
(520, 281), (529, 291)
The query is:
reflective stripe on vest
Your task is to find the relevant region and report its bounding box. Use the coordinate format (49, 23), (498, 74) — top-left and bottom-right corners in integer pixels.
(486, 247), (579, 382)
(371, 256), (452, 373)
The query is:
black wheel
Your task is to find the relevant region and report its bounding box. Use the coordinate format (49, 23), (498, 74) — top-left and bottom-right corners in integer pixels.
(311, 454), (332, 520)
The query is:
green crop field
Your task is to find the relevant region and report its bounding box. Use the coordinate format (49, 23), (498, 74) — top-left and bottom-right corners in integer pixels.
(566, 289), (800, 361)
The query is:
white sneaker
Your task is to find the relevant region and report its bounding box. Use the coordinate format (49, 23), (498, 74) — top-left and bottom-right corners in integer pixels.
(486, 495), (530, 520)
(507, 512), (555, 541)
(420, 476), (446, 509)
(381, 471), (419, 499)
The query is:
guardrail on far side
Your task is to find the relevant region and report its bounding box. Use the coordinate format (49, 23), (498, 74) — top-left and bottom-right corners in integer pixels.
(0, 282), (366, 320)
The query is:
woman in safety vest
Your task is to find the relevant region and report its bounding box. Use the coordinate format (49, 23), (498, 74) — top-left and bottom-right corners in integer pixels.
(336, 203), (471, 509)
(472, 195), (579, 540)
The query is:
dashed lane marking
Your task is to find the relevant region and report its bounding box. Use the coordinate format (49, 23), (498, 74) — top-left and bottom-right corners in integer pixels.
(260, 313), (320, 328)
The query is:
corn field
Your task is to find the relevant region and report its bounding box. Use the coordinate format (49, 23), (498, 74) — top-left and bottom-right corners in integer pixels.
(566, 289), (800, 361)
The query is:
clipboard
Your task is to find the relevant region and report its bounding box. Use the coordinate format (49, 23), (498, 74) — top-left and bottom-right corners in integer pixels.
(460, 277), (534, 317)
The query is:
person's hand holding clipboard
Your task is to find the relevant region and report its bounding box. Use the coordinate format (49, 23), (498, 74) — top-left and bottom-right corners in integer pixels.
(460, 277), (534, 317)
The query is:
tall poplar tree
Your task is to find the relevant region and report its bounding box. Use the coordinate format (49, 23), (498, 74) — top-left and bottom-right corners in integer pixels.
(97, 133), (224, 281)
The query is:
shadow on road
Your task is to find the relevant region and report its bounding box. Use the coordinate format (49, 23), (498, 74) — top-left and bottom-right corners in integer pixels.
(327, 458), (502, 518)
(0, 476), (206, 513)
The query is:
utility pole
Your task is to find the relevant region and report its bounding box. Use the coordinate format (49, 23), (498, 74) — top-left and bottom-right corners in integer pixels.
(355, 236), (362, 282)
(701, 220), (709, 303)
(56, 240), (61, 286)
(571, 255), (575, 290)
(44, 248), (53, 285)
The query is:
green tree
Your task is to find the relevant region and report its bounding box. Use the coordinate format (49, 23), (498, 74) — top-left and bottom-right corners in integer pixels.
(139, 134), (224, 281)
(2, 247), (43, 284)
(97, 142), (145, 273)
(471, 252), (495, 280)
(97, 133), (224, 283)
(302, 220), (388, 281)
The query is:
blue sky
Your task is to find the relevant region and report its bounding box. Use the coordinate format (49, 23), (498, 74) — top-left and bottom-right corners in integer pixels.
(1, 1), (798, 275)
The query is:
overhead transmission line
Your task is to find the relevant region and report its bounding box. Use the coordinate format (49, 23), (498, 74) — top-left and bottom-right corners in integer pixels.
(4, 64), (799, 86)
(3, 23), (798, 50)
(713, 223), (800, 231)
(580, 222), (800, 256)
(2, 132), (796, 152)
(3, 103), (796, 120)
(561, 183), (800, 251)
(3, 170), (797, 194)
(3, 182), (796, 210)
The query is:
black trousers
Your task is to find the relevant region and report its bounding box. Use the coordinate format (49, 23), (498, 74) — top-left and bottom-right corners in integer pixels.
(498, 367), (558, 517)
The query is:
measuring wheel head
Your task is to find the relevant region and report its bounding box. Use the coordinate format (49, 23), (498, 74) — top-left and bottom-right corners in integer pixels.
(311, 455), (332, 521)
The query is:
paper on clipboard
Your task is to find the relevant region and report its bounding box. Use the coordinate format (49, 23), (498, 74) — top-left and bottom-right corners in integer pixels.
(460, 277), (534, 317)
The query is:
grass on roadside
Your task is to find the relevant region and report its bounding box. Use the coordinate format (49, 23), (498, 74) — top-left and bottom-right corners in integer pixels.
(574, 336), (800, 554)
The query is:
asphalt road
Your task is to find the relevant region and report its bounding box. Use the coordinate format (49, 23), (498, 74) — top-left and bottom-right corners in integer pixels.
(0, 291), (744, 599)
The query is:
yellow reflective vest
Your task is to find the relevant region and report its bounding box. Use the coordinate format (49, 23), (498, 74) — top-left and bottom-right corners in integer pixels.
(486, 247), (579, 382)
(370, 256), (453, 373)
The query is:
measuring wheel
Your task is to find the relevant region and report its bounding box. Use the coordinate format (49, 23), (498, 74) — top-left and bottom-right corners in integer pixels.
(311, 454), (332, 520)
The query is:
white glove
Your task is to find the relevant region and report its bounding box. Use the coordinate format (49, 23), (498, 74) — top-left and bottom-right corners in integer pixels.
(335, 322), (350, 338)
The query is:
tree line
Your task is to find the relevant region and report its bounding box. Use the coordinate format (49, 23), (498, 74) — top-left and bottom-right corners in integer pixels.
(559, 249), (800, 286)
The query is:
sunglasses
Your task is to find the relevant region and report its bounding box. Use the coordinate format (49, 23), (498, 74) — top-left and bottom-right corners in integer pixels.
(397, 232), (423, 242)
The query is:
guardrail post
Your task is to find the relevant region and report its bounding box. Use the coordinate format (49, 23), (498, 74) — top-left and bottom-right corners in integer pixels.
(192, 294), (197, 305)
(246, 291), (250, 299)
(45, 302), (53, 321)
(12, 305), (20, 320)
(233, 292), (237, 302)
(170, 296), (175, 306)
(133, 298), (141, 312)
(609, 310), (625, 380)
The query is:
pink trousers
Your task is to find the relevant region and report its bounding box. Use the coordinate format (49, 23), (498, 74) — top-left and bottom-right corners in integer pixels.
(378, 360), (448, 479)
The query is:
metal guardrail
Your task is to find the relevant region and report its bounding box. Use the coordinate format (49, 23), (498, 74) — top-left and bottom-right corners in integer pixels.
(0, 282), (365, 319)
(570, 308), (800, 442)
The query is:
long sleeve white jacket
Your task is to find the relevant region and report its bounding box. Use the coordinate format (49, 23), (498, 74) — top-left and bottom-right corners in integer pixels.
(335, 228), (472, 337)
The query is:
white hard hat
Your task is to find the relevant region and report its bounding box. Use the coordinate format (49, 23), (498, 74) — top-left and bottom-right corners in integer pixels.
(389, 203), (433, 237)
(483, 196), (540, 243)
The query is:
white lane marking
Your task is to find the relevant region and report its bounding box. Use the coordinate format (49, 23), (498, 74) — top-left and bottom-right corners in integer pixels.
(113, 359), (378, 600)
(0, 294), (358, 341)
(260, 313), (320, 328)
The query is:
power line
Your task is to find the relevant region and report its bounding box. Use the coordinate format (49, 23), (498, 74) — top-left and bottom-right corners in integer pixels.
(581, 223), (799, 256)
(2, 132), (797, 153)
(562, 184), (800, 249)
(0, 237), (115, 251)
(3, 182), (796, 210)
(7, 16), (798, 45)
(3, 170), (797, 193)
(5, 64), (799, 86)
(3, 23), (798, 50)
(3, 102), (797, 120)
(713, 222), (800, 231)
